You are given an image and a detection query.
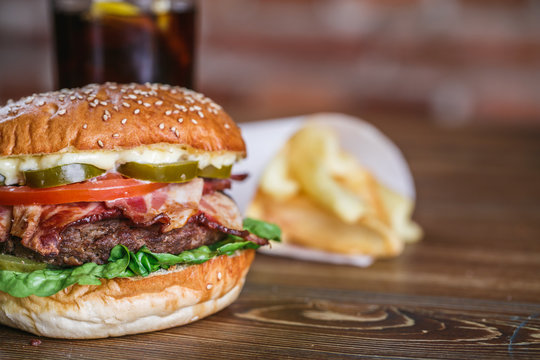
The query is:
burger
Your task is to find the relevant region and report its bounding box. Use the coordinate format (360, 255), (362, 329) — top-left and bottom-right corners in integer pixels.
(0, 83), (280, 339)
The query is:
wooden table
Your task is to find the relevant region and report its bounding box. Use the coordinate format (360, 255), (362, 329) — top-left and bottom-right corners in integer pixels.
(0, 116), (539, 359)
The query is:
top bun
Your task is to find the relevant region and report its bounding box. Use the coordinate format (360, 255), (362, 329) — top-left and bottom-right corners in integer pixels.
(0, 83), (245, 157)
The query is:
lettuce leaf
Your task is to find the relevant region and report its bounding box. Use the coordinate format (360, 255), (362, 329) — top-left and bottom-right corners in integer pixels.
(0, 218), (280, 298)
(243, 217), (281, 241)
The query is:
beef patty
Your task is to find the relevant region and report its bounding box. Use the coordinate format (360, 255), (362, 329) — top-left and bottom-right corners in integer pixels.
(0, 219), (225, 267)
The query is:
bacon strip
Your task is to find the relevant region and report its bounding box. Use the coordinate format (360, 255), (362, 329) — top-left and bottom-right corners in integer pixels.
(106, 178), (203, 232)
(0, 206), (12, 242)
(189, 212), (248, 238)
(189, 212), (268, 246)
(202, 174), (248, 194)
(203, 179), (231, 194)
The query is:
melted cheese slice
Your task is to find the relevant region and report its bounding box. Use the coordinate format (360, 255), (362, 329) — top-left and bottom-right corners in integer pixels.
(0, 143), (242, 185)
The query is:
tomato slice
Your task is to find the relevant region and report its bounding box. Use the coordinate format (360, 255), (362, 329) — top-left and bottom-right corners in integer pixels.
(0, 174), (168, 205)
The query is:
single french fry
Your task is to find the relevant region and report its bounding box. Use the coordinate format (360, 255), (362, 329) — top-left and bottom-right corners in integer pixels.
(288, 124), (366, 224)
(259, 144), (299, 200)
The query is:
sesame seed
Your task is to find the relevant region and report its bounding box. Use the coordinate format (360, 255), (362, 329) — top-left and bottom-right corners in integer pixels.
(159, 123), (165, 129)
(143, 102), (151, 107)
(174, 129), (180, 137)
(224, 123), (230, 129)
(70, 95), (76, 100)
(103, 114), (109, 121)
(58, 109), (66, 115)
(83, 123), (88, 129)
(177, 118), (183, 123)
(112, 133), (120, 138)
(174, 104), (182, 109)
(173, 110), (179, 114)
(206, 284), (213, 290)
(100, 101), (107, 106)
(217, 272), (222, 280)
(77, 94), (84, 100)
(171, 126), (176, 131)
(134, 109), (140, 115)
(113, 105), (119, 111)
(180, 174), (186, 181)
(122, 102), (130, 108)
(198, 111), (205, 118)
(155, 100), (163, 106)
(24, 97), (33, 104)
(191, 316), (199, 322)
(137, 100), (142, 105)
(97, 140), (104, 148)
(165, 110), (172, 116)
(191, 119), (198, 124)
(121, 118), (127, 124)
(38, 101), (45, 106)
(90, 102), (97, 108)
(128, 94), (137, 99)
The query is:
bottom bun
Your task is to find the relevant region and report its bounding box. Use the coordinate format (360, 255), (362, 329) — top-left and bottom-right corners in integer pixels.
(0, 249), (255, 339)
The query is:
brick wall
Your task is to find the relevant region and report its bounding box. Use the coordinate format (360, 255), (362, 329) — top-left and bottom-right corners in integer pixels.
(1, 0), (539, 125)
(198, 0), (540, 124)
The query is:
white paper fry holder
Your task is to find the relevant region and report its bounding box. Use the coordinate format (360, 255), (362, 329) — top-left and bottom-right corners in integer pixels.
(230, 113), (417, 267)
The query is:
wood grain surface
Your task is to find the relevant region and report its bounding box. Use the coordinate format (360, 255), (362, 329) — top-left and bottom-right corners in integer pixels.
(0, 116), (539, 359)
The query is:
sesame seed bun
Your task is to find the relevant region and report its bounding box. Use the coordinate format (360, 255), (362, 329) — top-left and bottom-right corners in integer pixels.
(0, 83), (245, 157)
(0, 250), (254, 339)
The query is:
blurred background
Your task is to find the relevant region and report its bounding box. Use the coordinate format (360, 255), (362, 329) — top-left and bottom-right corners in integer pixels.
(0, 0), (539, 125)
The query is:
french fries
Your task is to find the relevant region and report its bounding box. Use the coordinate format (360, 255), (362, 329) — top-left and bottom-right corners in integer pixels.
(248, 121), (422, 258)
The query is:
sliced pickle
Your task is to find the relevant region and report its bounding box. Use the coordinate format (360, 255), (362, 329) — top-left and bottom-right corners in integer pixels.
(0, 173), (4, 186)
(117, 161), (199, 183)
(0, 254), (48, 272)
(23, 163), (106, 188)
(198, 165), (232, 179)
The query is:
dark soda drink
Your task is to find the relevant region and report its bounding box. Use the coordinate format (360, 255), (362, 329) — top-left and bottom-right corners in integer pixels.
(52, 0), (196, 89)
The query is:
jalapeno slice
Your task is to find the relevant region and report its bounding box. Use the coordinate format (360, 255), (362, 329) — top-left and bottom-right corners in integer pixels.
(0, 254), (48, 272)
(198, 165), (232, 179)
(117, 161), (199, 183)
(23, 163), (106, 188)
